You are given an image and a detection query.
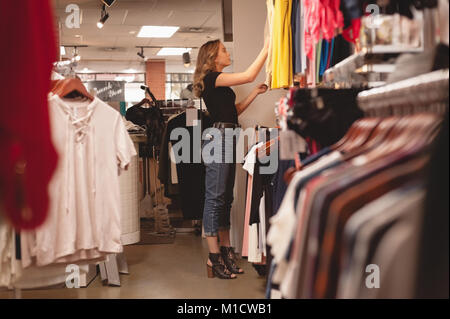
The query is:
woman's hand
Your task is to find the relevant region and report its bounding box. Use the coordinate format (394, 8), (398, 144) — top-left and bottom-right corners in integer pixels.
(255, 83), (268, 95)
(264, 37), (270, 51)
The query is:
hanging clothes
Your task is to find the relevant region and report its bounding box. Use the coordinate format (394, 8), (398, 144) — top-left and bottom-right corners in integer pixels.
(304, 0), (323, 61)
(291, 0), (303, 74)
(271, 0), (293, 89)
(0, 0), (58, 230)
(20, 95), (137, 268)
(160, 110), (214, 220)
(266, 84), (444, 298)
(265, 0), (275, 87)
(158, 113), (182, 198)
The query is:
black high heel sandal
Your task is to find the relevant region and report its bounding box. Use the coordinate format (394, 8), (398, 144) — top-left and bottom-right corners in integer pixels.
(206, 253), (237, 279)
(220, 246), (244, 275)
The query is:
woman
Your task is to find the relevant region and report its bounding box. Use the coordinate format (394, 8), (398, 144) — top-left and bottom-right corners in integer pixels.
(193, 39), (269, 279)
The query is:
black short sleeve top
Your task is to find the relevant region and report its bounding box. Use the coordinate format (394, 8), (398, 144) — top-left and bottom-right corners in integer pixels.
(201, 71), (238, 124)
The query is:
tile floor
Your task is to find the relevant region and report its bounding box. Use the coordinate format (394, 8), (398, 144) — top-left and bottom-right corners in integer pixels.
(0, 233), (266, 299)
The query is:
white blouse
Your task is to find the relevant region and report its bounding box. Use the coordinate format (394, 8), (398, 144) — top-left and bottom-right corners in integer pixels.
(21, 95), (137, 268)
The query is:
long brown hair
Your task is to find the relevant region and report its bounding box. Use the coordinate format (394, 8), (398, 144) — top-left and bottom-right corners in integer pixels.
(193, 39), (221, 97)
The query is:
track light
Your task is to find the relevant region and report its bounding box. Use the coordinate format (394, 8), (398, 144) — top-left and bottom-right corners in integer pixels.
(97, 4), (109, 29)
(71, 47), (81, 62)
(137, 47), (146, 60)
(182, 52), (191, 67)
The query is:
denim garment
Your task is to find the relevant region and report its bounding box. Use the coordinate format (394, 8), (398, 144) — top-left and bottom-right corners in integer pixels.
(202, 127), (240, 236)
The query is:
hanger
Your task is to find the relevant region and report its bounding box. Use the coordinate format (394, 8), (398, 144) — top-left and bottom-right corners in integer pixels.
(257, 136), (280, 159)
(341, 116), (399, 161)
(354, 113), (441, 164)
(52, 77), (94, 101)
(133, 98), (153, 108)
(339, 118), (382, 153)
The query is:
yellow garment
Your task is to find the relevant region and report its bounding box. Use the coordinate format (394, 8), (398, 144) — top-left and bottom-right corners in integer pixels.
(265, 0), (275, 88)
(271, 0), (293, 89)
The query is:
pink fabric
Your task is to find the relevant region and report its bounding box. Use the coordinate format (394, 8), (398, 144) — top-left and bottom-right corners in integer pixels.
(306, 45), (317, 87)
(304, 0), (345, 57)
(321, 0), (345, 40)
(241, 174), (253, 257)
(304, 0), (323, 60)
(332, 0), (344, 29)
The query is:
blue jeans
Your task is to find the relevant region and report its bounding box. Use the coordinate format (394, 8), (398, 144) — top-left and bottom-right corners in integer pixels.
(202, 127), (239, 237)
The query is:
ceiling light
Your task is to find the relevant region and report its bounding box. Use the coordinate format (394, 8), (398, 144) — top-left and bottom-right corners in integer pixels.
(60, 46), (66, 55)
(137, 26), (179, 38)
(157, 48), (191, 56)
(97, 4), (109, 29)
(182, 52), (191, 67)
(71, 54), (81, 62)
(123, 69), (139, 73)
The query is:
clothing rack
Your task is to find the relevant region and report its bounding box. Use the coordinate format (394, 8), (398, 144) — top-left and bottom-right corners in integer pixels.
(322, 50), (409, 88)
(155, 98), (203, 111)
(357, 69), (449, 116)
(155, 98), (204, 122)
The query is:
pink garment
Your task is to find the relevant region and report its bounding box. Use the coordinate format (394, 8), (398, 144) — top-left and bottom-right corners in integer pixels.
(304, 0), (323, 60)
(304, 0), (345, 55)
(241, 174), (254, 257)
(306, 45), (317, 87)
(332, 0), (344, 29)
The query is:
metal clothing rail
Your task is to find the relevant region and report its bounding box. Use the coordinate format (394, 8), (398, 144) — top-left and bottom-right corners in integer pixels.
(357, 69), (449, 116)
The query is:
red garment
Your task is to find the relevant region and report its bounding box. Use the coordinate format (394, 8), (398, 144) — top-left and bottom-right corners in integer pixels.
(342, 18), (361, 44)
(0, 0), (58, 230)
(306, 137), (321, 155)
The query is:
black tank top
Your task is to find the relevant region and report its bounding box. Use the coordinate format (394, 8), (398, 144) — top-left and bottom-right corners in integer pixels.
(201, 71), (238, 124)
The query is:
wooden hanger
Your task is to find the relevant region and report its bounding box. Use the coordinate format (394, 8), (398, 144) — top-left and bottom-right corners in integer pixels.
(357, 113), (441, 163)
(342, 116), (399, 161)
(331, 119), (360, 151)
(256, 136), (280, 159)
(339, 118), (382, 153)
(52, 77), (94, 101)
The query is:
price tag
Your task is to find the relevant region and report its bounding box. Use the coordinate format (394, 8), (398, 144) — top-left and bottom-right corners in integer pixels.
(279, 130), (307, 160)
(186, 108), (198, 127)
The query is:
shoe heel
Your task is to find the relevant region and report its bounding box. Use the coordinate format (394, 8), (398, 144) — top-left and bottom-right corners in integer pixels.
(207, 265), (215, 278)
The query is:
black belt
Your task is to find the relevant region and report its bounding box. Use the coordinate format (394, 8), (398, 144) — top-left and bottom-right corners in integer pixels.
(213, 122), (241, 129)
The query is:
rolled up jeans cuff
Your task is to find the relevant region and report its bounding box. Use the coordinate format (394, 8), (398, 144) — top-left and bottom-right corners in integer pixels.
(204, 231), (218, 237)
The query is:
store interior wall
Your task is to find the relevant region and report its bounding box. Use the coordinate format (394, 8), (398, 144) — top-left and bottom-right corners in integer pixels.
(230, 0), (284, 253)
(231, 0), (284, 129)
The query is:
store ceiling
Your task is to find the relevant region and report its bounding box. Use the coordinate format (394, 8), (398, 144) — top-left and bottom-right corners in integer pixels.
(53, 0), (231, 63)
